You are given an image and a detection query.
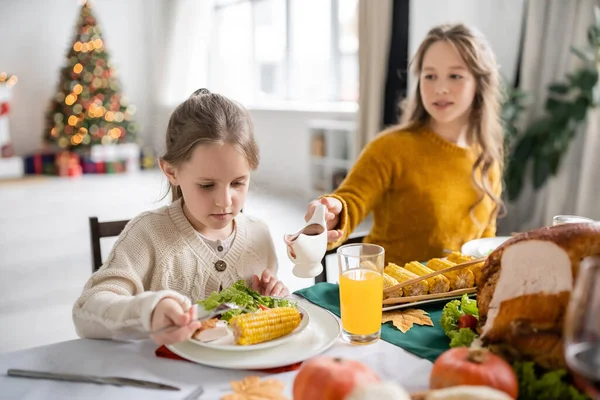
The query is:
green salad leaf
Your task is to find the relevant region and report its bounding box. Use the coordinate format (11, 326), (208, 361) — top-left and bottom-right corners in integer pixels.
(448, 327), (477, 348)
(513, 361), (590, 400)
(440, 294), (479, 348)
(460, 294), (479, 317)
(440, 298), (462, 332)
(197, 280), (296, 322)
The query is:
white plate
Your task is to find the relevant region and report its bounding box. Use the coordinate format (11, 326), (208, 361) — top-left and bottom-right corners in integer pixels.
(382, 293), (476, 312)
(188, 304), (310, 352)
(461, 236), (511, 258)
(167, 300), (341, 370)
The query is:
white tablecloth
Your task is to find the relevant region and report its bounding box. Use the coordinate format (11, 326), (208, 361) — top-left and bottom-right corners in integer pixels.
(0, 334), (433, 399)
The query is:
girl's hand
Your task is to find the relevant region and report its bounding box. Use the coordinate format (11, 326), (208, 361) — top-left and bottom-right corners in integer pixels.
(150, 298), (202, 346)
(250, 269), (290, 297)
(305, 197), (343, 242)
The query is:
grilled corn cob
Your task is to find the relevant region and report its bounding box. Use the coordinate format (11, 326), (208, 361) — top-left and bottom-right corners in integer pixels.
(426, 258), (475, 290)
(446, 251), (473, 264)
(470, 263), (484, 286)
(384, 263), (429, 297)
(447, 251), (484, 285)
(360, 260), (379, 271)
(404, 261), (450, 294)
(383, 273), (403, 299)
(229, 307), (301, 346)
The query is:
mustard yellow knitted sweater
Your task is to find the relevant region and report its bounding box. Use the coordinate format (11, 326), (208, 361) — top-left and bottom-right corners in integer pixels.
(328, 128), (502, 265)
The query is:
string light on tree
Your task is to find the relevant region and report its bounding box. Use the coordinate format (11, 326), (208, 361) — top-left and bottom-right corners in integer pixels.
(0, 73), (18, 158)
(43, 0), (139, 150)
(0, 73), (18, 87)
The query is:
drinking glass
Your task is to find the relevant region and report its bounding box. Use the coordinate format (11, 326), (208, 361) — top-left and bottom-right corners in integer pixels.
(337, 243), (384, 345)
(564, 256), (600, 399)
(552, 215), (595, 226)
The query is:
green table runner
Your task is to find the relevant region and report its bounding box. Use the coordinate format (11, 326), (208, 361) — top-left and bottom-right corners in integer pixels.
(294, 283), (451, 363)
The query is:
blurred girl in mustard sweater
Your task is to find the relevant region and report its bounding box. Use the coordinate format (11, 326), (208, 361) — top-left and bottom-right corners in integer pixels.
(304, 23), (506, 265)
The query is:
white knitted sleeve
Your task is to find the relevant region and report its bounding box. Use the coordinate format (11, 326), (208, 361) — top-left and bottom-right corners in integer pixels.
(72, 217), (190, 340)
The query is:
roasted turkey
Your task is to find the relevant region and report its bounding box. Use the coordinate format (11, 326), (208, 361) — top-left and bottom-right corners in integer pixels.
(477, 222), (600, 369)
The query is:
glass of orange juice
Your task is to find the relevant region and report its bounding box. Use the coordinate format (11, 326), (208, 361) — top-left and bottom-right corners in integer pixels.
(337, 243), (384, 345)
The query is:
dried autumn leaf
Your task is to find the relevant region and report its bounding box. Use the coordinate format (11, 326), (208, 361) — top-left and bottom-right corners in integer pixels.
(382, 308), (433, 333)
(221, 376), (289, 400)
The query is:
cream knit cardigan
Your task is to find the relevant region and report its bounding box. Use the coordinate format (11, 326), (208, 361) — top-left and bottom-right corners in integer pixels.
(72, 199), (278, 340)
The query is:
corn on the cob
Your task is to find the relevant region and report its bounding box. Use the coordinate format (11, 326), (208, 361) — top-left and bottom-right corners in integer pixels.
(469, 262), (484, 286)
(446, 252), (484, 286)
(404, 261), (450, 294)
(229, 307), (301, 346)
(383, 273), (403, 299)
(446, 251), (473, 264)
(426, 258), (475, 290)
(384, 263), (429, 297)
(360, 260), (379, 271)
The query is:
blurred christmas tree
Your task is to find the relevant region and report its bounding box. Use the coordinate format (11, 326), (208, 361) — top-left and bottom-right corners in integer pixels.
(43, 0), (139, 150)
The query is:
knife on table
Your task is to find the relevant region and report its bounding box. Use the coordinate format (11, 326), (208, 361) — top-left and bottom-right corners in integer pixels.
(6, 369), (180, 391)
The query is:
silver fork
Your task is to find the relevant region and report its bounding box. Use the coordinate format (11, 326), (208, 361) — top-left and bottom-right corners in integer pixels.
(182, 385), (205, 400)
(149, 302), (251, 335)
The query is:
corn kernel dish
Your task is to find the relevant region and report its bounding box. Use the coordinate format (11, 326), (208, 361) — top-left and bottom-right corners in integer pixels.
(191, 281), (310, 351)
(382, 251), (482, 311)
(189, 304), (310, 351)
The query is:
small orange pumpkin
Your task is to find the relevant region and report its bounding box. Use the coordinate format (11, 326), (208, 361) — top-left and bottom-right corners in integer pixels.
(293, 356), (380, 400)
(430, 347), (519, 399)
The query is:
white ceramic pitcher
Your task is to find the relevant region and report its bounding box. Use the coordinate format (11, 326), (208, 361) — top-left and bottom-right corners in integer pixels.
(284, 204), (328, 278)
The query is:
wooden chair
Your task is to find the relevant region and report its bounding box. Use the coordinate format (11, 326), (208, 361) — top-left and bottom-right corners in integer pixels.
(89, 217), (130, 273)
(88, 209), (243, 273)
(314, 231), (368, 283)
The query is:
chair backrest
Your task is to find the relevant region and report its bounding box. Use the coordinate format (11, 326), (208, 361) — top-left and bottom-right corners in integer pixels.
(89, 217), (130, 273)
(88, 208), (244, 273)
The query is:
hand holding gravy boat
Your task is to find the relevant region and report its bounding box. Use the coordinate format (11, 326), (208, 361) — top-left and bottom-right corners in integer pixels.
(284, 204), (328, 278)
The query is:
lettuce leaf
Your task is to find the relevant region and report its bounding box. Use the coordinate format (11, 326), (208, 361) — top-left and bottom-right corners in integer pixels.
(513, 361), (590, 400)
(448, 327), (477, 348)
(440, 299), (462, 333)
(197, 280), (297, 320)
(219, 309), (243, 322)
(198, 281), (258, 312)
(460, 293), (478, 318)
(440, 294), (478, 348)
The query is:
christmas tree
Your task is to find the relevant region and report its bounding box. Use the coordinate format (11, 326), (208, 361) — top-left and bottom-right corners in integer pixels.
(44, 0), (139, 150)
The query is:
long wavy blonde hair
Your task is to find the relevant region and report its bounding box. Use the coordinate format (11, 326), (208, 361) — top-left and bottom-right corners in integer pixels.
(394, 23), (506, 224)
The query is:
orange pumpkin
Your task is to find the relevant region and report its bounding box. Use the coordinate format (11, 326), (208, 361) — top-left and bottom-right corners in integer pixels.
(430, 347), (519, 399)
(293, 356), (380, 400)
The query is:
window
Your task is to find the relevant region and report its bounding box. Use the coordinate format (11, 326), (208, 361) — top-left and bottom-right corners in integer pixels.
(209, 0), (359, 106)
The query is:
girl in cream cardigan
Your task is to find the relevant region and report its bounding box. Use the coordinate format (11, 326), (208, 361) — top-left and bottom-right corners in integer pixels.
(73, 89), (288, 346)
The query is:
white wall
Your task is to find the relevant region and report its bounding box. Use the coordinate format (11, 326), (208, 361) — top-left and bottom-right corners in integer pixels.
(249, 108), (356, 197)
(0, 0), (161, 156)
(152, 102), (355, 199)
(250, 0), (527, 195)
(1, 0), (526, 197)
(409, 0), (526, 86)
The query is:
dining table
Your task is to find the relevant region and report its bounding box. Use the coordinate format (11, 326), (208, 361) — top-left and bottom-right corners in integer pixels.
(0, 291), (435, 400)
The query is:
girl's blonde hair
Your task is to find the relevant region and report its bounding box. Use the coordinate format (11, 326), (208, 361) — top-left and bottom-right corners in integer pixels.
(161, 89), (259, 202)
(396, 23), (506, 224)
